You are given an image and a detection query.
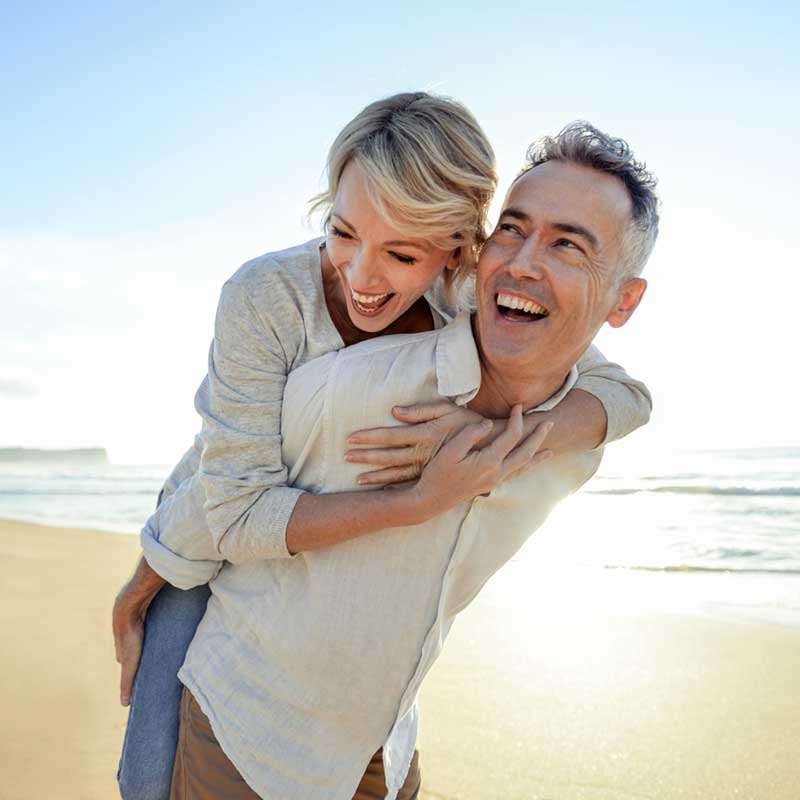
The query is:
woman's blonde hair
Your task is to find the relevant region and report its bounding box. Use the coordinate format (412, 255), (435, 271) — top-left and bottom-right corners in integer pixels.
(309, 91), (497, 286)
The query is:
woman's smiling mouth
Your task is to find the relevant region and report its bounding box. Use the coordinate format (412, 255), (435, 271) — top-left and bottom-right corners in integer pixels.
(350, 290), (396, 316)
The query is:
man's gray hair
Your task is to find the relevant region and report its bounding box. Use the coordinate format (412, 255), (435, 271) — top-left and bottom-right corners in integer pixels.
(520, 121), (660, 280)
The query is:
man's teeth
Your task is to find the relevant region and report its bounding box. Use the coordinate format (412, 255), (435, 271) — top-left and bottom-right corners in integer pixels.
(495, 292), (548, 316)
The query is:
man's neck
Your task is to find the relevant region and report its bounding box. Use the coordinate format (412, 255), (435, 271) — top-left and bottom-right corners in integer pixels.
(468, 315), (571, 418)
(468, 363), (569, 418)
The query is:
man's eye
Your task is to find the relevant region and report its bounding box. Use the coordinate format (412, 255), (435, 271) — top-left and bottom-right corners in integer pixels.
(330, 226), (353, 240)
(555, 238), (581, 252)
(498, 223), (521, 235)
(389, 251), (417, 265)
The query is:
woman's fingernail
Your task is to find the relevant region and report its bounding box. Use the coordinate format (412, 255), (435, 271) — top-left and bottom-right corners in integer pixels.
(394, 405), (407, 412)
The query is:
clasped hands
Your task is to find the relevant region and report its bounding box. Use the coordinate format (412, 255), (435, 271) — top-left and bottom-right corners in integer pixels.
(345, 400), (554, 502)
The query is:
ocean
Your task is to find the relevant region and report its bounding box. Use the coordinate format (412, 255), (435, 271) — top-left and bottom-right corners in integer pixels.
(1, 447), (798, 624)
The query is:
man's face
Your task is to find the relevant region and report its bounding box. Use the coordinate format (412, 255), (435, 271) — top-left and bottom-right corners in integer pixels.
(474, 160), (646, 379)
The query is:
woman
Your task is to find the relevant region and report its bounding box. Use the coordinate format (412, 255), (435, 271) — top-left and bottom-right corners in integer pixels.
(115, 91), (651, 799)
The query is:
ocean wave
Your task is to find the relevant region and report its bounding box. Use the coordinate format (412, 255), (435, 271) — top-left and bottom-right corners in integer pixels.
(602, 564), (800, 576)
(589, 486), (800, 498)
(0, 488), (158, 497)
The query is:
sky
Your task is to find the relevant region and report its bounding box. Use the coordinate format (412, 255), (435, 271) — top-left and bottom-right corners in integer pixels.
(1, 1), (798, 464)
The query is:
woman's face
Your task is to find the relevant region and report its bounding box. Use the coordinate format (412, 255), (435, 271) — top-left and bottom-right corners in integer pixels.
(325, 160), (457, 333)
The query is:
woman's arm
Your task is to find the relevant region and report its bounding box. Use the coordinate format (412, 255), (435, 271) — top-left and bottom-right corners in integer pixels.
(346, 345), (650, 484)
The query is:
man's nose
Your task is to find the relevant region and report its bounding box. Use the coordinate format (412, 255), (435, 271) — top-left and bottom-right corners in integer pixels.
(507, 237), (546, 281)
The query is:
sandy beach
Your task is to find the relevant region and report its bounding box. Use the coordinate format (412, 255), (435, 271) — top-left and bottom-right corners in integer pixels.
(2, 518), (799, 800)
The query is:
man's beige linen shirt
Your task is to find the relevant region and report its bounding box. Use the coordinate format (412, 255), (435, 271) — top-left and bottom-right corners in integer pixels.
(144, 313), (607, 800)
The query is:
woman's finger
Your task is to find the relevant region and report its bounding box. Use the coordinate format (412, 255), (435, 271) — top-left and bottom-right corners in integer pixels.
(501, 422), (554, 475)
(502, 448), (554, 483)
(347, 425), (414, 446)
(440, 419), (494, 461)
(357, 465), (420, 486)
(391, 400), (457, 424)
(478, 405), (525, 462)
(345, 446), (416, 467)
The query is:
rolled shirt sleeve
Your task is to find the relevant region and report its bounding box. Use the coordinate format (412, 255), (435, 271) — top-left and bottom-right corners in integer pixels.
(574, 344), (652, 445)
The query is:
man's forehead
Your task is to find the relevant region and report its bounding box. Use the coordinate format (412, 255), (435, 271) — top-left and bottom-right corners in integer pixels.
(503, 160), (632, 231)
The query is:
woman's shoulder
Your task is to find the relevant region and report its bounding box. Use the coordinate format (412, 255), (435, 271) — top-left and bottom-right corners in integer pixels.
(208, 237), (335, 364)
(227, 236), (325, 297)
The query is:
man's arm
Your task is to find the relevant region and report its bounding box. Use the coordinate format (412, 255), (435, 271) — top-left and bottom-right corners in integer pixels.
(112, 555), (167, 706)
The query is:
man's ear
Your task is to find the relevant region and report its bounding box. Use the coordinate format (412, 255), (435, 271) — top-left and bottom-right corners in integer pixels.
(607, 278), (647, 328)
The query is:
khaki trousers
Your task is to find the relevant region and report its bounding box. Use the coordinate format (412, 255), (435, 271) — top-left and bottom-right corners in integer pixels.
(169, 686), (421, 800)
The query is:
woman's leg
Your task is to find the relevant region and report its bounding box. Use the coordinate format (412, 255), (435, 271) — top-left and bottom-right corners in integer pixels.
(117, 584), (211, 800)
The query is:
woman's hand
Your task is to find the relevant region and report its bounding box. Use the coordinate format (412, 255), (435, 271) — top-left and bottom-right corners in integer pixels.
(402, 406), (553, 523)
(345, 401), (489, 486)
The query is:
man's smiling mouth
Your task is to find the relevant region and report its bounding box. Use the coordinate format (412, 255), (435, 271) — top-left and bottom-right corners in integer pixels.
(495, 292), (549, 322)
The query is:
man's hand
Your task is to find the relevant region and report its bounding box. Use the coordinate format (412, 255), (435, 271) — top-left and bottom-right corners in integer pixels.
(112, 556), (166, 706)
(345, 401), (486, 486)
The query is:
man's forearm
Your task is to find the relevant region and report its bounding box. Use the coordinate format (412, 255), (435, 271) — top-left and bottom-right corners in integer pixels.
(123, 554), (167, 604)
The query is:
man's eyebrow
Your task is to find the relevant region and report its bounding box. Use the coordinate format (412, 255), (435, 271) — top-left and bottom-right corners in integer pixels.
(499, 208), (530, 223)
(499, 208), (599, 250)
(553, 222), (599, 249)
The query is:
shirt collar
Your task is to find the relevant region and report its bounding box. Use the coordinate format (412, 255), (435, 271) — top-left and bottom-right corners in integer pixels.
(434, 312), (580, 413)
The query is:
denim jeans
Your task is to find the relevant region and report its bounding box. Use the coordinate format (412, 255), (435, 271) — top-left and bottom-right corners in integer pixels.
(117, 583), (212, 800)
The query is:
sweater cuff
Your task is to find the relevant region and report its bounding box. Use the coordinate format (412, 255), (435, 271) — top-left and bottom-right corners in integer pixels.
(238, 485), (305, 561)
(140, 526), (222, 590)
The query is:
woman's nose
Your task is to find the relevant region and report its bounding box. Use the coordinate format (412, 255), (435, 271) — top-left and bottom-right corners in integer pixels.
(346, 246), (382, 290)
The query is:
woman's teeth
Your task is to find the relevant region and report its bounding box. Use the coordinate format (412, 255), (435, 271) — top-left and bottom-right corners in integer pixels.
(495, 292), (549, 318)
(351, 291), (392, 314)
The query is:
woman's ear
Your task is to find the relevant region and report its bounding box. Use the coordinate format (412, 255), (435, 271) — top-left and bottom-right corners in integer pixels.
(445, 248), (461, 271)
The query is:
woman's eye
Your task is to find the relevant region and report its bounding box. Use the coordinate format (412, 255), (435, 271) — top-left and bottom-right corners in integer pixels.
(330, 226), (353, 240)
(389, 251), (417, 265)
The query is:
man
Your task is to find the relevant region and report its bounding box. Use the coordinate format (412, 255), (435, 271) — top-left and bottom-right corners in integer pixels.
(118, 121), (658, 799)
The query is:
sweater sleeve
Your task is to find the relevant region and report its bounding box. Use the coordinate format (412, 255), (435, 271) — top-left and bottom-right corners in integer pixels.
(573, 345), (652, 445)
(147, 275), (306, 569)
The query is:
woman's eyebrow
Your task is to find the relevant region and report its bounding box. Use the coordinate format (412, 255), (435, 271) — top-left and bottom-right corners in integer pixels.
(331, 213), (357, 232)
(383, 239), (430, 252)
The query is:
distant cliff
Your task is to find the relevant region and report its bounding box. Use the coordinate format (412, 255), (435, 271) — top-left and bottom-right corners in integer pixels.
(0, 448), (109, 464)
